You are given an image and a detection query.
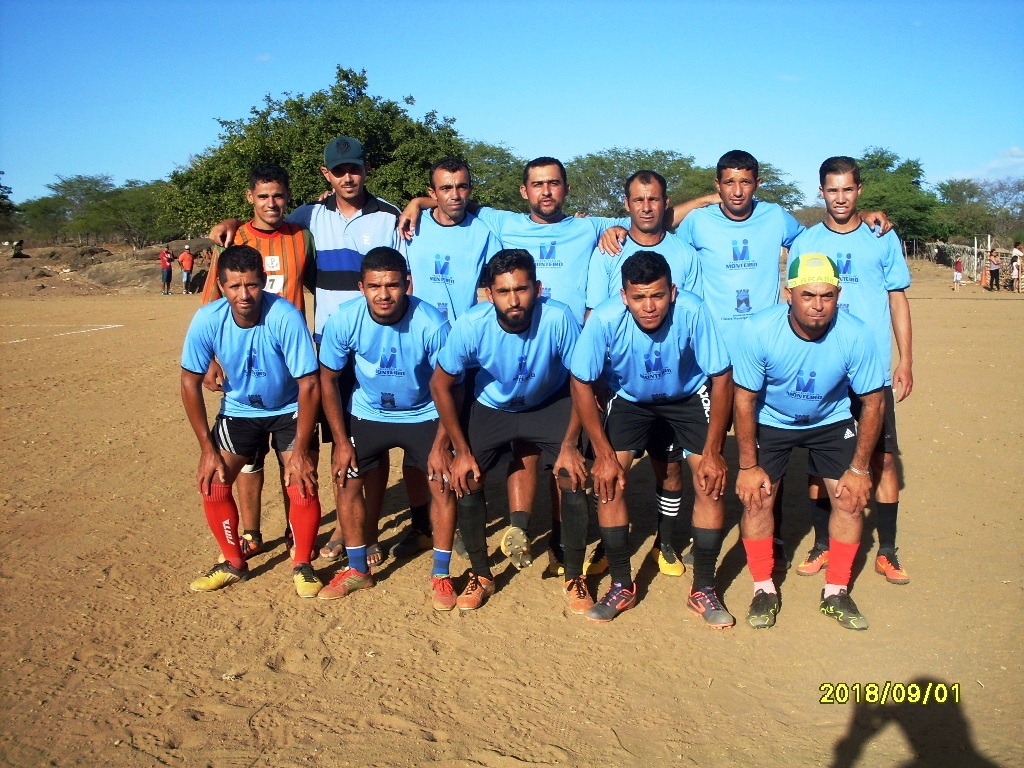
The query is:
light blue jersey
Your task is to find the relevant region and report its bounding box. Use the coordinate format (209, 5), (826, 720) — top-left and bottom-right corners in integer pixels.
(788, 223), (909, 386)
(182, 293), (318, 418)
(438, 297), (579, 412)
(406, 210), (501, 323)
(319, 295), (449, 423)
(571, 292), (730, 403)
(679, 201), (803, 351)
(732, 303), (885, 429)
(473, 207), (628, 325)
(586, 232), (701, 310)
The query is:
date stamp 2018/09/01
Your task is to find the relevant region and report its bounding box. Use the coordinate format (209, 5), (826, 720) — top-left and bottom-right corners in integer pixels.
(819, 681), (961, 705)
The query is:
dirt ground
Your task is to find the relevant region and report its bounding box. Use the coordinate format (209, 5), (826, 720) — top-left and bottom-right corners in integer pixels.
(0, 250), (1020, 767)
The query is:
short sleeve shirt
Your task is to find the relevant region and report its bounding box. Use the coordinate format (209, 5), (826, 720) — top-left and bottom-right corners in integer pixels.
(438, 298), (579, 411)
(788, 223), (909, 386)
(319, 296), (449, 423)
(586, 231), (701, 310)
(732, 302), (885, 429)
(571, 291), (730, 403)
(181, 293), (318, 417)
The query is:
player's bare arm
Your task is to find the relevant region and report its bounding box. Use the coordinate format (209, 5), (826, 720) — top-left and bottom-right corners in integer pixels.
(429, 365), (480, 497)
(570, 376), (625, 503)
(665, 192), (720, 232)
(553, 403), (587, 492)
(181, 369), (228, 494)
(208, 218), (245, 247)
(318, 363), (358, 486)
(282, 372), (321, 498)
(889, 289), (914, 401)
(734, 386), (772, 511)
(203, 358), (226, 392)
(834, 389), (885, 512)
(398, 196), (434, 240)
(696, 369), (734, 500)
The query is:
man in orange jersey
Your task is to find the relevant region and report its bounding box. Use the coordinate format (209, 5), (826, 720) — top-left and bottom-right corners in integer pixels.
(202, 163), (317, 560)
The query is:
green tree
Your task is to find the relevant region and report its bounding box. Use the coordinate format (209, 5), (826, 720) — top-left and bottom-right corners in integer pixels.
(932, 178), (995, 238)
(856, 146), (939, 240)
(19, 195), (70, 244)
(981, 176), (1024, 242)
(459, 140), (527, 212)
(45, 174), (116, 244)
(169, 67), (462, 235)
(0, 171), (18, 239)
(107, 180), (179, 250)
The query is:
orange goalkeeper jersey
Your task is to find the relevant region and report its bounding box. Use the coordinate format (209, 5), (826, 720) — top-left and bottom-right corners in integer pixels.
(202, 221), (316, 312)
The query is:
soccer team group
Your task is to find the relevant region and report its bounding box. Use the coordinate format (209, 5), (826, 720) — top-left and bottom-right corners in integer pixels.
(181, 135), (913, 630)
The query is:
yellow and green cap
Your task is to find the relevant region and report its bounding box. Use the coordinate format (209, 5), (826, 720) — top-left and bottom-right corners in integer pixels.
(787, 253), (840, 288)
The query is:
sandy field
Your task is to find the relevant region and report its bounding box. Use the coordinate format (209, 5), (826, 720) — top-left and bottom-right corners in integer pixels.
(0, 253), (1020, 767)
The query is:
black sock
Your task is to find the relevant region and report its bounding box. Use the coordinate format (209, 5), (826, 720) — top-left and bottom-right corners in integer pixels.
(655, 487), (682, 548)
(409, 503), (430, 534)
(811, 497), (831, 549)
(457, 490), (491, 578)
(601, 525), (632, 586)
(549, 516), (563, 555)
(772, 476), (785, 542)
(559, 489), (588, 579)
(875, 502), (899, 551)
(691, 527), (722, 590)
(510, 510), (530, 532)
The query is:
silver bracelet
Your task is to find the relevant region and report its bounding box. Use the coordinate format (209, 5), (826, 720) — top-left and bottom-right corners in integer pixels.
(848, 465), (870, 476)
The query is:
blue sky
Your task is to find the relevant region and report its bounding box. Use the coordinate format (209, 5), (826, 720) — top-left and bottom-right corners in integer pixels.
(1, 0), (1021, 206)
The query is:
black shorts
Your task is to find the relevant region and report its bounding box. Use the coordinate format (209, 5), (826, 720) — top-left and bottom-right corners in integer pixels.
(319, 361), (357, 444)
(349, 416), (439, 475)
(161, 267), (173, 282)
(849, 385), (898, 454)
(606, 384), (711, 460)
(212, 411), (319, 462)
(757, 419), (858, 483)
(467, 386), (572, 475)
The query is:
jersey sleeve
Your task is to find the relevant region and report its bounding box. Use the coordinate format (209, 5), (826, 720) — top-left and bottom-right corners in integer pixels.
(689, 301), (731, 377)
(731, 321), (767, 393)
(587, 216), (631, 237)
(286, 204), (314, 230)
(780, 209), (805, 248)
(273, 303), (319, 379)
(317, 311), (351, 372)
(844, 325), (886, 397)
(472, 206), (512, 239)
(585, 246), (610, 310)
(569, 312), (607, 383)
(677, 242), (702, 295)
(181, 309), (215, 374)
(436, 317), (473, 376)
(302, 229), (317, 292)
(880, 231), (911, 291)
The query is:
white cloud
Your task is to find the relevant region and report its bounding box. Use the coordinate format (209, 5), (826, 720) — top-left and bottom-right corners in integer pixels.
(256, 53), (272, 62)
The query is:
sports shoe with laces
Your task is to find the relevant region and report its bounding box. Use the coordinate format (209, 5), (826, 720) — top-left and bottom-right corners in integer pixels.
(392, 528), (433, 560)
(292, 563), (323, 598)
(874, 548), (910, 585)
(430, 576), (457, 611)
(563, 576), (595, 614)
(582, 543), (609, 576)
(456, 573), (495, 611)
(317, 567), (374, 600)
(190, 561), (248, 592)
(687, 586), (735, 628)
(500, 525), (533, 569)
(651, 543), (685, 577)
(585, 581), (637, 622)
(746, 589), (780, 629)
(820, 589), (869, 630)
(545, 546), (565, 577)
(796, 546), (829, 576)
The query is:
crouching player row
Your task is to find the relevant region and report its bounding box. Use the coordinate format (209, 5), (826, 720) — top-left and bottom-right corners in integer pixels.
(181, 245), (324, 597)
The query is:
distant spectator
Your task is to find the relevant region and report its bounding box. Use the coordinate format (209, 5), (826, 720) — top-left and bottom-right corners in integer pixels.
(987, 249), (1001, 292)
(159, 245), (176, 295)
(953, 256), (963, 292)
(1011, 254), (1021, 294)
(1013, 243), (1023, 293)
(179, 245), (195, 294)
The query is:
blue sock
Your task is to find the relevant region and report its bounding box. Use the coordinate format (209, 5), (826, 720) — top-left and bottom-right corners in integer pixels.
(347, 546), (368, 574)
(432, 548), (452, 577)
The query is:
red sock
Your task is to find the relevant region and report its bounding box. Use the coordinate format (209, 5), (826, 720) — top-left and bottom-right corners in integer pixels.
(826, 538), (860, 588)
(203, 483), (245, 569)
(286, 485), (321, 566)
(742, 536), (774, 582)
